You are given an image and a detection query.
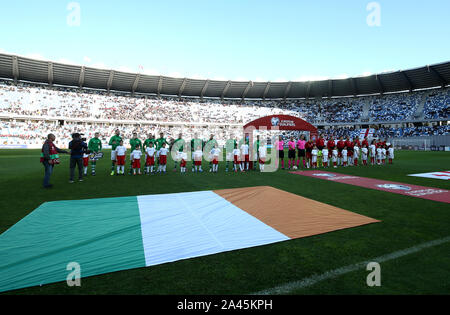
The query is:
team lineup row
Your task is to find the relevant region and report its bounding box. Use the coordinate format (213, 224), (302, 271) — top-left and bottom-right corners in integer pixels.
(97, 130), (269, 175)
(277, 134), (394, 170)
(79, 130), (395, 176)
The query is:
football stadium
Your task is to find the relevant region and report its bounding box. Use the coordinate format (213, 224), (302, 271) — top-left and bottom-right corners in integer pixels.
(0, 1), (449, 301)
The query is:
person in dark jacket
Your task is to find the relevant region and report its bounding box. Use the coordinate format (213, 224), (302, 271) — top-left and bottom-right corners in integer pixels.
(68, 133), (88, 183)
(40, 134), (68, 188)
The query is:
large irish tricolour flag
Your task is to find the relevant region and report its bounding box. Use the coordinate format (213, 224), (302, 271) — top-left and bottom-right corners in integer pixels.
(0, 186), (378, 293)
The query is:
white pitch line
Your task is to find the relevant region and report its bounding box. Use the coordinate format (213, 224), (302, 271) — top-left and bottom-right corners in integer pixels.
(253, 236), (450, 295)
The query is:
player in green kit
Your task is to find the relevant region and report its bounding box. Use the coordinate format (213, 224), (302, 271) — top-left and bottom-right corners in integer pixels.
(129, 132), (143, 175)
(155, 132), (169, 150)
(190, 133), (203, 172)
(171, 133), (185, 171)
(204, 134), (218, 172)
(155, 132), (169, 165)
(225, 137), (237, 172)
(143, 133), (156, 151)
(253, 135), (260, 170)
(88, 132), (102, 176)
(108, 129), (122, 176)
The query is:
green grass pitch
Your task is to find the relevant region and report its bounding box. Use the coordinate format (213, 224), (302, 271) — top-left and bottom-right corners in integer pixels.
(0, 149), (449, 295)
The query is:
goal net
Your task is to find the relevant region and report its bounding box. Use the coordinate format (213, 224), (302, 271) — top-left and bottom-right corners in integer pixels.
(391, 138), (431, 151)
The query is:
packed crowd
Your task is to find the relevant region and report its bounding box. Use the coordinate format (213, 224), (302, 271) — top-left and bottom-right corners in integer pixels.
(0, 79), (448, 148)
(318, 99), (363, 123)
(367, 92), (423, 121)
(371, 125), (450, 138)
(317, 125), (450, 139)
(423, 88), (450, 120)
(317, 127), (360, 140)
(0, 81), (302, 124)
(0, 119), (243, 148)
(1, 80), (448, 126)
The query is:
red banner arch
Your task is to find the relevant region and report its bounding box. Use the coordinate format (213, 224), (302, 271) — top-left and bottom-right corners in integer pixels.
(243, 115), (318, 139)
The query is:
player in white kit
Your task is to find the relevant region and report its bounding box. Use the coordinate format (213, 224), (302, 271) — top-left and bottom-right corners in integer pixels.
(353, 145), (360, 166)
(342, 147), (348, 167)
(311, 145), (318, 168)
(388, 145), (394, 164)
(332, 148), (338, 168)
(258, 142), (267, 172)
(130, 145), (143, 175)
(145, 143), (156, 175)
(232, 145), (242, 172)
(376, 146), (382, 165)
(370, 141), (376, 165)
(240, 142), (250, 171)
(322, 148), (329, 168)
(210, 145), (221, 173)
(361, 145), (368, 166)
(114, 141), (127, 175)
(193, 147), (203, 173)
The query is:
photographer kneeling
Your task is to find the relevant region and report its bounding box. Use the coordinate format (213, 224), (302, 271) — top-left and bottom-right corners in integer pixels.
(69, 133), (89, 183)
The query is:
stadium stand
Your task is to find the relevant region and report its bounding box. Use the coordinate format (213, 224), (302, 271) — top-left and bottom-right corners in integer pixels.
(1, 80), (448, 124)
(367, 92), (423, 122)
(423, 88), (450, 120)
(0, 79), (448, 147)
(0, 52), (448, 148)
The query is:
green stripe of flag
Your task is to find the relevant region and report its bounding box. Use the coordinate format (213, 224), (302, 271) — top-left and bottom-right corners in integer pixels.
(0, 196), (146, 293)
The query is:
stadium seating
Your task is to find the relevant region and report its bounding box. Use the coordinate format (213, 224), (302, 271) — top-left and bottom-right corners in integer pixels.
(0, 80), (448, 147)
(367, 92), (423, 122)
(423, 89), (450, 120)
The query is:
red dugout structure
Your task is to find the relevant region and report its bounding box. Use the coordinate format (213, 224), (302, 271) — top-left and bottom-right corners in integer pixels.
(243, 115), (318, 140)
(242, 115), (318, 169)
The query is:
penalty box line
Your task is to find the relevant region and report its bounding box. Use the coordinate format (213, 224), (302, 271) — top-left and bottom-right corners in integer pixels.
(252, 236), (450, 295)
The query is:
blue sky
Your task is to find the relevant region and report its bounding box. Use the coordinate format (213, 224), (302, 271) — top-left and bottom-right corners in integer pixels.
(1, 0), (449, 81)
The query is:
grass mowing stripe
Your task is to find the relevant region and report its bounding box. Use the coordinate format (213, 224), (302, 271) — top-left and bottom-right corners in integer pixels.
(252, 236), (450, 295)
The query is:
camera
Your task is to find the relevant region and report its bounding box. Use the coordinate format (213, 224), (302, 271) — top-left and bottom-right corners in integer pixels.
(70, 133), (88, 153)
(72, 133), (86, 142)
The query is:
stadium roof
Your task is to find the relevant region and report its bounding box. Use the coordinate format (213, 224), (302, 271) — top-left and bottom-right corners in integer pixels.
(0, 53), (448, 100)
